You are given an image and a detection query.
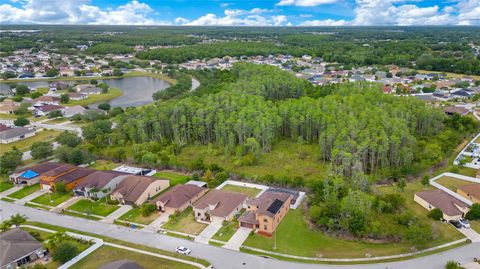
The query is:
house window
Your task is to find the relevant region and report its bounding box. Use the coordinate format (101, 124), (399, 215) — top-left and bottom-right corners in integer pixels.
(263, 225), (267, 230)
(263, 218), (268, 223)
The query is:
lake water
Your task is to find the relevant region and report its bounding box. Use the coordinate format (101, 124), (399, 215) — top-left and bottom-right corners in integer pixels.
(0, 76), (170, 108)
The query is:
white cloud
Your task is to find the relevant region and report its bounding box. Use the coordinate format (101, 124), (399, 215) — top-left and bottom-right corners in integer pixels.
(300, 18), (349, 26)
(456, 0), (480, 25)
(277, 0), (338, 7)
(184, 8), (290, 26)
(0, 0), (170, 25)
(174, 17), (190, 24)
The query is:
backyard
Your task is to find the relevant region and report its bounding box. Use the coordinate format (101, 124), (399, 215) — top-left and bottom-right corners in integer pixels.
(118, 207), (160, 225)
(435, 176), (476, 192)
(0, 130), (61, 154)
(221, 184), (261, 198)
(70, 245), (198, 269)
(30, 192), (73, 207)
(88, 160), (120, 170)
(67, 199), (119, 217)
(162, 207), (207, 235)
(65, 87), (123, 107)
(7, 184), (40, 199)
(154, 171), (190, 186)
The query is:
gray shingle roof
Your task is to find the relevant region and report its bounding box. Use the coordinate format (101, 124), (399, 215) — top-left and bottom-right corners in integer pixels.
(0, 228), (43, 266)
(0, 127), (35, 140)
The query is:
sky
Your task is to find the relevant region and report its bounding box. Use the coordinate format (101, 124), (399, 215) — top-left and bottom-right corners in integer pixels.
(0, 0), (479, 26)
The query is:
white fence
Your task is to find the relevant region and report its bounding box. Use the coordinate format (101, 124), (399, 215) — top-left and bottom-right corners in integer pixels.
(430, 172), (480, 206)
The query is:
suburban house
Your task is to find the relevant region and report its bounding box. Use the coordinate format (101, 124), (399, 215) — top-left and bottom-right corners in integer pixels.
(414, 189), (470, 220)
(457, 183), (480, 204)
(238, 191), (292, 236)
(110, 175), (169, 206)
(33, 96), (60, 106)
(44, 167), (96, 191)
(0, 101), (20, 114)
(67, 92), (87, 101)
(63, 105), (87, 118)
(33, 104), (64, 116)
(75, 84), (95, 92)
(444, 106), (469, 116)
(0, 127), (36, 144)
(73, 171), (128, 199)
(39, 164), (77, 191)
(192, 190), (248, 222)
(49, 81), (69, 91)
(79, 87), (102, 95)
(0, 228), (47, 269)
(10, 162), (63, 186)
(150, 184), (208, 213)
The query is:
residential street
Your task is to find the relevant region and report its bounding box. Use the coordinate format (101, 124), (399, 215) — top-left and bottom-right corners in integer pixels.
(1, 201), (478, 269)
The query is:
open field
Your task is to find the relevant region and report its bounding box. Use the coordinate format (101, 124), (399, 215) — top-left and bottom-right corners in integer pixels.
(67, 199), (119, 217)
(175, 140), (327, 182)
(118, 208), (160, 225)
(0, 130), (61, 154)
(435, 176), (476, 192)
(7, 184), (40, 199)
(71, 245), (197, 269)
(31, 192), (73, 207)
(89, 160), (120, 170)
(154, 171), (190, 186)
(221, 184), (261, 198)
(163, 207), (207, 235)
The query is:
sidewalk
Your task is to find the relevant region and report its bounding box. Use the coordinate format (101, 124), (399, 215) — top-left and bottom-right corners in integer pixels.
(14, 189), (46, 205)
(50, 196), (83, 213)
(0, 186), (22, 197)
(101, 204), (132, 223)
(143, 212), (172, 232)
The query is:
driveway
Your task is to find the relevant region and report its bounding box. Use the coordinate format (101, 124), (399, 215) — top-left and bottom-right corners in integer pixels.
(223, 227), (252, 251)
(143, 212), (172, 232)
(14, 189), (46, 205)
(459, 227), (480, 243)
(1, 201), (480, 269)
(50, 196), (83, 213)
(194, 219), (223, 244)
(0, 186), (22, 197)
(101, 205), (132, 223)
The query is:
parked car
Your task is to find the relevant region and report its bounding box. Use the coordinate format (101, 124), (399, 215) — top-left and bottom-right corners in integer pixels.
(157, 228), (167, 234)
(458, 218), (470, 229)
(449, 220), (462, 229)
(176, 246), (191, 255)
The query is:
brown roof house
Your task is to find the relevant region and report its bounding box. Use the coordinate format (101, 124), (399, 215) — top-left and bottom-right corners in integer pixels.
(39, 164), (77, 191)
(150, 184), (208, 214)
(239, 191), (292, 236)
(0, 228), (47, 269)
(10, 162), (63, 186)
(193, 190), (247, 222)
(73, 171), (128, 199)
(414, 189), (470, 220)
(49, 167), (96, 191)
(444, 106), (469, 116)
(110, 175), (169, 206)
(457, 183), (480, 204)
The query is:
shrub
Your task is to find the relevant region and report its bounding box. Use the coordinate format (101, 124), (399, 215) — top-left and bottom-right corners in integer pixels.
(427, 208), (443, 220)
(141, 204), (156, 217)
(53, 242), (79, 264)
(465, 203), (480, 220)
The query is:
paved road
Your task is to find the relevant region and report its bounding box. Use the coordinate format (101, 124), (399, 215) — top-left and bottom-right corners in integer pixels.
(1, 201), (478, 269)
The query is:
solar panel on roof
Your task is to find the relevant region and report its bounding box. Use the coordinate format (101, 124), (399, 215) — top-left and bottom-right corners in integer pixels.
(267, 199), (283, 214)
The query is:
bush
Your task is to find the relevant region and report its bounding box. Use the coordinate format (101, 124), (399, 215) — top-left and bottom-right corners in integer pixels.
(48, 110), (63, 119)
(427, 208), (443, 220)
(465, 203), (480, 220)
(14, 117), (29, 127)
(141, 203), (156, 217)
(445, 260), (464, 269)
(53, 242), (79, 264)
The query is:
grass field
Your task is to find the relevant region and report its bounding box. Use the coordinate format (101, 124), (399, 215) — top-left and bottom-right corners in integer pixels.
(89, 160), (120, 170)
(0, 113), (17, 120)
(0, 130), (61, 154)
(118, 208), (160, 225)
(67, 199), (119, 217)
(221, 184), (261, 198)
(7, 184), (39, 199)
(471, 221), (480, 234)
(212, 220), (239, 242)
(62, 210), (103, 220)
(435, 176), (475, 192)
(65, 88), (123, 107)
(71, 245), (197, 269)
(25, 202), (52, 210)
(163, 207), (207, 235)
(175, 140), (327, 182)
(44, 117), (69, 124)
(0, 181), (14, 193)
(154, 171), (190, 186)
(31, 192), (73, 207)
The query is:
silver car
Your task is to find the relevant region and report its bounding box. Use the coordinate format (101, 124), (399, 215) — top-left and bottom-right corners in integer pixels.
(458, 218), (470, 229)
(176, 246), (191, 255)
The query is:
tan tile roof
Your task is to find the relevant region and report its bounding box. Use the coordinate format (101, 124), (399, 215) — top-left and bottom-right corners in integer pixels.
(150, 184), (206, 209)
(416, 189), (469, 216)
(457, 183), (480, 200)
(193, 189), (247, 218)
(112, 175), (158, 203)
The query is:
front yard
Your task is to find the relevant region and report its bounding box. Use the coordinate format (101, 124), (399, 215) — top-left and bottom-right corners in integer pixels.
(212, 220), (239, 242)
(435, 176), (475, 192)
(30, 191), (73, 207)
(118, 207), (160, 225)
(154, 171), (190, 186)
(67, 199), (119, 217)
(471, 221), (480, 234)
(162, 207), (207, 235)
(221, 184), (261, 198)
(0, 180), (14, 193)
(7, 184), (40, 199)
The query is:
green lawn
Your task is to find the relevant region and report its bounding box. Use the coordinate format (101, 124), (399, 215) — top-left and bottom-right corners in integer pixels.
(25, 202), (52, 210)
(154, 171), (190, 186)
(7, 184), (39, 199)
(65, 88), (123, 107)
(0, 181), (14, 193)
(162, 207), (207, 235)
(44, 117), (68, 124)
(175, 140), (328, 182)
(118, 207), (160, 225)
(435, 176), (475, 192)
(471, 221), (480, 234)
(71, 245), (197, 269)
(45, 238), (91, 269)
(0, 130), (61, 154)
(89, 160), (120, 170)
(67, 199), (119, 217)
(30, 192), (73, 207)
(62, 210), (103, 220)
(221, 184), (261, 198)
(212, 220), (239, 242)
(0, 113), (17, 120)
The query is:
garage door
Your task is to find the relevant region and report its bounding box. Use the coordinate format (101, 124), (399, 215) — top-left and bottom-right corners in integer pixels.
(240, 222), (254, 229)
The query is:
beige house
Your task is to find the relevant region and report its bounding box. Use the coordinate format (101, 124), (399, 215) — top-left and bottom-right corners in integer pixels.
(0, 127), (36, 144)
(0, 101), (20, 114)
(192, 189), (247, 222)
(414, 189), (470, 221)
(457, 183), (480, 204)
(111, 175), (169, 206)
(150, 184), (207, 214)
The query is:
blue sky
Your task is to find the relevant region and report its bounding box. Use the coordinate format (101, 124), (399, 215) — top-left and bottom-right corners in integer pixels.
(0, 0), (479, 26)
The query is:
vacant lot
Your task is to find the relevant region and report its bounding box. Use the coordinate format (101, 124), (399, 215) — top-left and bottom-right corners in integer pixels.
(163, 207), (207, 235)
(154, 171), (190, 186)
(0, 130), (61, 154)
(71, 245), (197, 269)
(7, 184), (40, 199)
(221, 184), (261, 198)
(31, 192), (73, 207)
(67, 199), (119, 217)
(435, 176), (475, 192)
(119, 208), (160, 225)
(89, 160), (120, 170)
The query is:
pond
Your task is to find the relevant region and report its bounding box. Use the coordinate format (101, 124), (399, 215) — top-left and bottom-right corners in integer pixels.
(0, 76), (170, 108)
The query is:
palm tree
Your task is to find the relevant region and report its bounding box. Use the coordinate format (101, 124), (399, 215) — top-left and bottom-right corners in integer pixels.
(9, 214), (27, 227)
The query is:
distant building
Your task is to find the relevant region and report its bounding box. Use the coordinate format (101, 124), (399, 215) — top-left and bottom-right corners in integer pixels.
(0, 127), (36, 144)
(63, 105), (87, 118)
